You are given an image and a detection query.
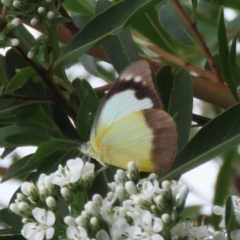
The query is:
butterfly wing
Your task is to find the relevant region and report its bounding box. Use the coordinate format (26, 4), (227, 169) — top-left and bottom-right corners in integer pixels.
(81, 60), (178, 172)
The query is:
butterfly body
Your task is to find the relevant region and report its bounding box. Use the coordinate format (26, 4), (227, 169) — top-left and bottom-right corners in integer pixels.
(80, 61), (177, 172)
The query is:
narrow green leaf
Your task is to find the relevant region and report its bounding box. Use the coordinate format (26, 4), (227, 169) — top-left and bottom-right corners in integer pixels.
(101, 27), (139, 73)
(225, 196), (240, 238)
(211, 148), (235, 228)
(62, 0), (94, 16)
(5, 67), (38, 92)
(0, 54), (10, 87)
(158, 1), (194, 44)
(51, 105), (79, 139)
(77, 94), (91, 141)
(25, 140), (66, 167)
(168, 70), (193, 151)
(78, 54), (100, 77)
(58, 0), (155, 66)
(131, 3), (177, 54)
(2, 155), (32, 182)
(218, 7), (238, 101)
(0, 209), (22, 229)
(0, 99), (46, 115)
(162, 103), (240, 180)
(76, 79), (99, 141)
(228, 32), (240, 87)
(5, 49), (29, 78)
(0, 125), (51, 147)
(156, 66), (174, 110)
(15, 105), (61, 135)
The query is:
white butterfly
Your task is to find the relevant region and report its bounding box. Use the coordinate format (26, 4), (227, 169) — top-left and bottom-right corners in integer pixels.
(80, 60), (177, 172)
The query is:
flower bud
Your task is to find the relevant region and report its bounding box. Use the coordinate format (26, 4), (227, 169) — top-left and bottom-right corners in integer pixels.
(64, 216), (76, 226)
(37, 7), (45, 14)
(125, 181), (137, 195)
(90, 217), (98, 227)
(9, 203), (20, 215)
(92, 194), (102, 206)
(18, 202), (29, 211)
(61, 187), (70, 198)
(11, 18), (21, 27)
(85, 201), (100, 216)
(13, 1), (21, 7)
(47, 11), (55, 19)
(46, 197), (56, 208)
(115, 186), (126, 201)
(76, 216), (86, 227)
(162, 213), (171, 224)
(30, 18), (38, 26)
(10, 38), (19, 46)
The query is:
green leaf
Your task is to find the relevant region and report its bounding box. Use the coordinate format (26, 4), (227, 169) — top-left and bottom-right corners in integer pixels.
(218, 7), (238, 101)
(130, 3), (177, 54)
(225, 196), (240, 238)
(15, 105), (61, 135)
(58, 0), (155, 66)
(97, 0), (138, 73)
(62, 0), (94, 16)
(0, 99), (43, 116)
(168, 70), (192, 151)
(0, 209), (22, 229)
(156, 66), (174, 110)
(0, 54), (10, 87)
(158, 1), (194, 44)
(101, 27), (139, 73)
(25, 141), (67, 167)
(5, 49), (29, 78)
(76, 79), (99, 141)
(228, 32), (240, 87)
(51, 105), (79, 139)
(27, 147), (79, 180)
(2, 155), (32, 182)
(0, 229), (23, 238)
(5, 67), (38, 92)
(78, 54), (100, 77)
(211, 148), (235, 228)
(162, 103), (240, 180)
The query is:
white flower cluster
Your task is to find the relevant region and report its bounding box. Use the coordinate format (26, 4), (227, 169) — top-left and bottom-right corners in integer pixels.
(1, 0), (59, 58)
(0, 17), (21, 47)
(10, 157), (240, 240)
(9, 157), (95, 240)
(1, 0), (56, 25)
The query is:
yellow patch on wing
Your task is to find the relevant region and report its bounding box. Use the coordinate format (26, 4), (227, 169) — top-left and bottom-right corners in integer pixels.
(92, 110), (155, 172)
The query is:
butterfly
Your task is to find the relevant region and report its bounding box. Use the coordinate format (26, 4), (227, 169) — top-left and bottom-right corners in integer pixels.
(80, 60), (178, 172)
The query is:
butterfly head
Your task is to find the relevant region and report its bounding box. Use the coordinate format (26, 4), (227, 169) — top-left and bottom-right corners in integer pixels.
(80, 142), (106, 167)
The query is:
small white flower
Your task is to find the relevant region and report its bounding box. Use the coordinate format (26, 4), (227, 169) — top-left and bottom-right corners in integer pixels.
(171, 221), (210, 239)
(22, 208), (55, 240)
(49, 158), (94, 187)
(128, 210), (163, 239)
(213, 231), (227, 240)
(66, 226), (88, 240)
